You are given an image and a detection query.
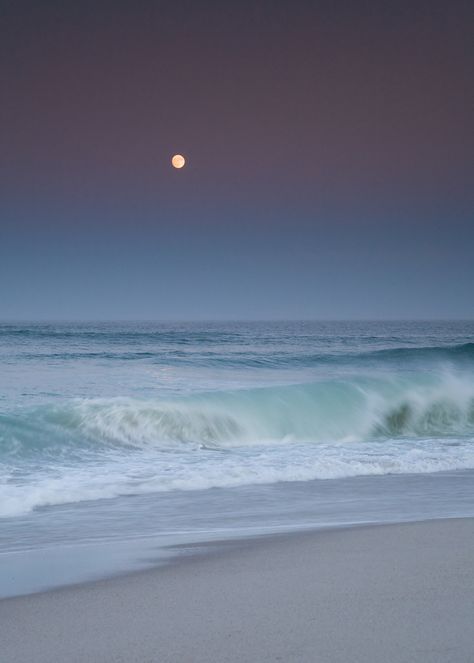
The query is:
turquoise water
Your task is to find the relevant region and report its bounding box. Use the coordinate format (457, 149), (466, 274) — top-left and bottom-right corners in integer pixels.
(1, 321), (474, 595)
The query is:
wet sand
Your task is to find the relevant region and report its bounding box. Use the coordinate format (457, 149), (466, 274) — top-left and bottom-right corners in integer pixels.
(1, 518), (473, 663)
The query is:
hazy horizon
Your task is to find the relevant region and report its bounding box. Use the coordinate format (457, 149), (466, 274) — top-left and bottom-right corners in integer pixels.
(2, 317), (474, 323)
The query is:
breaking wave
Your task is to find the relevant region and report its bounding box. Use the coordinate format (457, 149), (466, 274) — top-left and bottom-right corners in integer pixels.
(2, 372), (474, 453)
(1, 371), (474, 517)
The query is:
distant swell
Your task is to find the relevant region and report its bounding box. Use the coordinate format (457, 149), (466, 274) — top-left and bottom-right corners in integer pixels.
(366, 342), (474, 362)
(2, 324), (474, 368)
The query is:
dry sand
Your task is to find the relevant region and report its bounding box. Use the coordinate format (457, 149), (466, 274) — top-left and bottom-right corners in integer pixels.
(1, 518), (473, 662)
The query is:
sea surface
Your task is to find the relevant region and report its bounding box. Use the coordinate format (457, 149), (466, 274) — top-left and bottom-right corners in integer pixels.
(1, 320), (474, 596)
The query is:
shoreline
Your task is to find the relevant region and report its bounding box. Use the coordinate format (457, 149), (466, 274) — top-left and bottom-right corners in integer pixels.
(2, 517), (473, 662)
(3, 468), (474, 600)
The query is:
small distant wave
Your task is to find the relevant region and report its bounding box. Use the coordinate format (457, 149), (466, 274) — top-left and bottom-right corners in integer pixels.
(366, 342), (474, 362)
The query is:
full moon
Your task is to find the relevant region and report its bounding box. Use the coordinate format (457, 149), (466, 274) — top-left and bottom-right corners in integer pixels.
(171, 154), (186, 169)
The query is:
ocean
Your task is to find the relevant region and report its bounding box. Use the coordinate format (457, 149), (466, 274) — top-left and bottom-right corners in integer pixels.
(1, 320), (474, 596)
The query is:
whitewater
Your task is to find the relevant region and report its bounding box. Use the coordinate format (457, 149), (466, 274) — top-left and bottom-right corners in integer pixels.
(1, 321), (474, 595)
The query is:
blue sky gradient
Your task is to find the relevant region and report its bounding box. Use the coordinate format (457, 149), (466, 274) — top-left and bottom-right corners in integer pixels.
(1, 0), (473, 319)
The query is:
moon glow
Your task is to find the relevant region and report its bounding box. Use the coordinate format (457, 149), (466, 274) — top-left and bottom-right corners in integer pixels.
(171, 154), (186, 169)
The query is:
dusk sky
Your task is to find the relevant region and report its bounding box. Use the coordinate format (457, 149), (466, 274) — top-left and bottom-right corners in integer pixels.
(1, 0), (473, 320)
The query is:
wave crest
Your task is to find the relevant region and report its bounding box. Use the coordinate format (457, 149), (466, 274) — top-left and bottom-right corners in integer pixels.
(2, 372), (474, 455)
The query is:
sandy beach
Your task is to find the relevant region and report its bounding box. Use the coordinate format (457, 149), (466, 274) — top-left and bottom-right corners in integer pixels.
(1, 518), (473, 663)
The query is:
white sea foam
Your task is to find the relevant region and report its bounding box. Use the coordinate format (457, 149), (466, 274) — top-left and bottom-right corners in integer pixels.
(1, 437), (474, 518)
